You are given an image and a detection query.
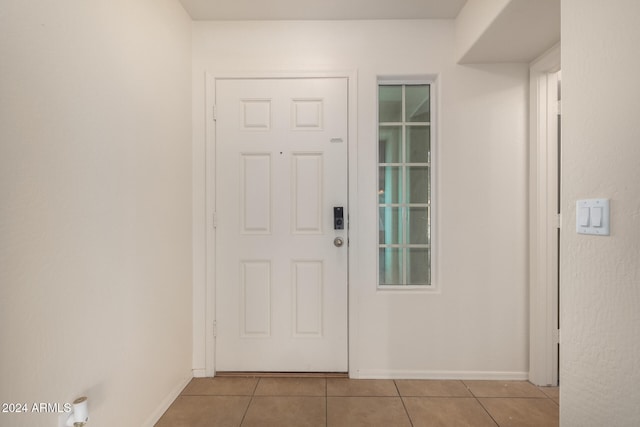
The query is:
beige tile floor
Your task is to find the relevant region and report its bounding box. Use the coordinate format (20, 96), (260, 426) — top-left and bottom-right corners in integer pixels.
(156, 377), (559, 427)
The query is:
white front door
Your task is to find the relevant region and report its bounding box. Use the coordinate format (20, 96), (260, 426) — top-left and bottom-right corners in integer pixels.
(214, 78), (348, 372)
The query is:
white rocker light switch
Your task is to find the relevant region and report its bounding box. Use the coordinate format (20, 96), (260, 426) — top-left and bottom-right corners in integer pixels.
(576, 199), (610, 235)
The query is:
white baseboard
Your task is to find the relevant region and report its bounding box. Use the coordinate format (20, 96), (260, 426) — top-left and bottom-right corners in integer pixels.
(143, 373), (193, 427)
(352, 369), (529, 381)
(192, 368), (208, 378)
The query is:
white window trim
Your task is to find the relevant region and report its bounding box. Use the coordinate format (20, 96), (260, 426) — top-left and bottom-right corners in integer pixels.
(376, 76), (438, 292)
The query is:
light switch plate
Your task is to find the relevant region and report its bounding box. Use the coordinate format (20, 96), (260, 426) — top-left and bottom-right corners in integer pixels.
(576, 198), (610, 235)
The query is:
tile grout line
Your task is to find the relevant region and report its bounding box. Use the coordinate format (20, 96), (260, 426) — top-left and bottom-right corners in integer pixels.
(461, 380), (501, 427)
(393, 380), (415, 427)
(325, 378), (328, 427)
(538, 386), (561, 406)
(237, 377), (261, 427)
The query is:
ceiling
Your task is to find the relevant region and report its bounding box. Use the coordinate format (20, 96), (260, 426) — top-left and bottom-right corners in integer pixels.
(179, 0), (468, 21)
(179, 0), (559, 63)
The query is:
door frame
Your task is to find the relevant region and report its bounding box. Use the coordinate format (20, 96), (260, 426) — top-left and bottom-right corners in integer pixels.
(529, 44), (561, 386)
(204, 71), (359, 377)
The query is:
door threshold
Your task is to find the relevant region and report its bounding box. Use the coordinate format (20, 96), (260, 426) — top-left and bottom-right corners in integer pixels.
(216, 371), (349, 379)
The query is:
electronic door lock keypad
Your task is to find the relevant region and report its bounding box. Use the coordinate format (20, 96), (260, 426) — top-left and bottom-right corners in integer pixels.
(333, 207), (344, 230)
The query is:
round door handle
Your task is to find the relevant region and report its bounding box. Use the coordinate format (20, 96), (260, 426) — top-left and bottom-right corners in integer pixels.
(334, 237), (344, 247)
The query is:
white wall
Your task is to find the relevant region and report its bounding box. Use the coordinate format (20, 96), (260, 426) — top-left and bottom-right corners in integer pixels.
(192, 20), (529, 378)
(561, 1), (640, 425)
(0, 1), (192, 426)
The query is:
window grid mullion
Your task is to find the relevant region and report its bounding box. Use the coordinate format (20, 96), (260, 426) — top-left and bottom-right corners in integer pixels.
(401, 85), (408, 284)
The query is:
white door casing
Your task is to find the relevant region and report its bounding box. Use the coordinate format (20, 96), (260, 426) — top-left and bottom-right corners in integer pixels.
(529, 44), (560, 386)
(214, 78), (348, 372)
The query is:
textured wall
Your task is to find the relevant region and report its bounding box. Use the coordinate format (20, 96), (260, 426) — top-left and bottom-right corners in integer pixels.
(561, 0), (640, 425)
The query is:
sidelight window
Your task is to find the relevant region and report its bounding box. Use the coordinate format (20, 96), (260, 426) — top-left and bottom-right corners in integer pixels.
(378, 82), (433, 287)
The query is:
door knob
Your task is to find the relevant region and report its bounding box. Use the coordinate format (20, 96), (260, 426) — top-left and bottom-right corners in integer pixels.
(334, 237), (344, 247)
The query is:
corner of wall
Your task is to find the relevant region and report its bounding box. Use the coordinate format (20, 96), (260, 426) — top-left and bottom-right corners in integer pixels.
(454, 0), (510, 63)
